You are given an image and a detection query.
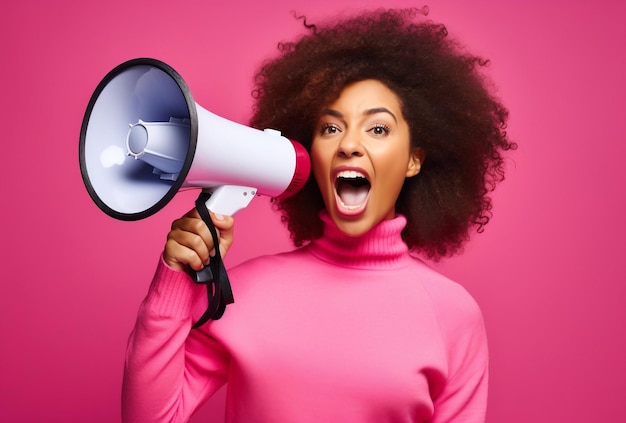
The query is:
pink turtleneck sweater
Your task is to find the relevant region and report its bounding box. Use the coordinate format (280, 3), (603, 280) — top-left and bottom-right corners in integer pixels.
(122, 213), (488, 422)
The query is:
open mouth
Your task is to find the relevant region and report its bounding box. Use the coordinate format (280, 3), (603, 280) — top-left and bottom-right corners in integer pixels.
(334, 170), (371, 214)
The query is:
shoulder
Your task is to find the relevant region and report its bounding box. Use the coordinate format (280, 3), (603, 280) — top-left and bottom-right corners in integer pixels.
(407, 258), (488, 383)
(408, 256), (485, 332)
(228, 247), (310, 274)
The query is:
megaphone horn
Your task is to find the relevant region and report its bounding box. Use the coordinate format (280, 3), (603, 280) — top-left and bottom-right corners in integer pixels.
(79, 57), (310, 220)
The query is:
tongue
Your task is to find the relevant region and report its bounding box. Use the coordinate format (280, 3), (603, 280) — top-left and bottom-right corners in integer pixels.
(337, 181), (369, 206)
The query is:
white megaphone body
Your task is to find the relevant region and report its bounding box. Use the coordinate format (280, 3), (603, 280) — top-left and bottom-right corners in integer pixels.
(79, 57), (310, 220)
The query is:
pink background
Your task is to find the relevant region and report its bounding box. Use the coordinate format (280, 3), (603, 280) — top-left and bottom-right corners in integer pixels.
(1, 0), (625, 422)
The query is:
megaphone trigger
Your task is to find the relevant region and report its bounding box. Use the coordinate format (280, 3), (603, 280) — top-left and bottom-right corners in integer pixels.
(201, 185), (257, 216)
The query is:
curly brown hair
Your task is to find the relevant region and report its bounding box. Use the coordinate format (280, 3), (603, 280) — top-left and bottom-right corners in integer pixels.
(249, 7), (517, 260)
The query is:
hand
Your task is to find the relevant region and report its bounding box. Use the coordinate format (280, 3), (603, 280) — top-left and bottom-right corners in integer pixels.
(163, 208), (235, 272)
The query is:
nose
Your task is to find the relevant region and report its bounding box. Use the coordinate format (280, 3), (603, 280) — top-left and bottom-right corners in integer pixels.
(337, 129), (364, 158)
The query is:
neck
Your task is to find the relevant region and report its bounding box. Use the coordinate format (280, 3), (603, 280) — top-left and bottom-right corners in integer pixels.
(307, 211), (411, 269)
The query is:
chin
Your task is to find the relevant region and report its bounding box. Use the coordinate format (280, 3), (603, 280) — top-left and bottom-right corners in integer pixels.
(332, 214), (379, 238)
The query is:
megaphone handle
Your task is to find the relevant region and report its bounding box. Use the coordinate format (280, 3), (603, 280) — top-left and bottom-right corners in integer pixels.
(191, 190), (235, 328)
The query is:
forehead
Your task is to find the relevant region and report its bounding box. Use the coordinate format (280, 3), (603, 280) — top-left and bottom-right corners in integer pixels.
(327, 79), (403, 112)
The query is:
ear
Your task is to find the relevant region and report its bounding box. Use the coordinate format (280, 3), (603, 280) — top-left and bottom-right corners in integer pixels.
(405, 147), (425, 178)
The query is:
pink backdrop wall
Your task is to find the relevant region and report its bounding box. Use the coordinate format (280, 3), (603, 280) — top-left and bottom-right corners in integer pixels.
(1, 1), (625, 422)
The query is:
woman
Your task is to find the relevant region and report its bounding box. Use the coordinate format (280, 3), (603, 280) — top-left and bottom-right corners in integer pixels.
(122, 7), (516, 422)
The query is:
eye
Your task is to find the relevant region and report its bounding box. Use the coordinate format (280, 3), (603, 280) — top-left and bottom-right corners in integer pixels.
(368, 123), (391, 136)
(320, 123), (341, 135)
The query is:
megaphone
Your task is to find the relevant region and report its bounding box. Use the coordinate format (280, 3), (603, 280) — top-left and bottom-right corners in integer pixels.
(79, 57), (310, 220)
(79, 58), (311, 325)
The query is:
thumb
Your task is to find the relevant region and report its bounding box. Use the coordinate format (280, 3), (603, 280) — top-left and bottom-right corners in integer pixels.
(210, 212), (235, 257)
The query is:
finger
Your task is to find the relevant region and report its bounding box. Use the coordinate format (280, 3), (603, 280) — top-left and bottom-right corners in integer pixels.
(183, 207), (201, 219)
(165, 208), (235, 270)
(209, 212), (235, 255)
(172, 214), (216, 252)
(164, 237), (207, 271)
(167, 226), (213, 265)
(181, 210), (234, 254)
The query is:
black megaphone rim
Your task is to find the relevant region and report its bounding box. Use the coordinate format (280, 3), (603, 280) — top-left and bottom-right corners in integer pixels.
(79, 57), (198, 221)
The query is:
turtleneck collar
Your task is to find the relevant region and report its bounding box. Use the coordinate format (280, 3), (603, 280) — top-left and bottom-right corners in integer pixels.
(307, 210), (412, 270)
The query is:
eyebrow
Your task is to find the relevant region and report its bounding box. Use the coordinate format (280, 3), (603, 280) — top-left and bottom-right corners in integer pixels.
(320, 107), (398, 123)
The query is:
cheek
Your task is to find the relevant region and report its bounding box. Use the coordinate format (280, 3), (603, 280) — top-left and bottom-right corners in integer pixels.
(310, 142), (329, 182)
(378, 150), (412, 190)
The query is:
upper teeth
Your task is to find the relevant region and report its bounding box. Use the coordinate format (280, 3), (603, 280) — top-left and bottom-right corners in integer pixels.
(337, 170), (366, 179)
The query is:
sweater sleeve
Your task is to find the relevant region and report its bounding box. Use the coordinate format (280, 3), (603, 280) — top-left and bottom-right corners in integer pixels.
(429, 288), (489, 423)
(122, 257), (230, 423)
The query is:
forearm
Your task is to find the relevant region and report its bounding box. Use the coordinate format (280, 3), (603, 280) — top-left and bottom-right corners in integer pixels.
(122, 258), (228, 423)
